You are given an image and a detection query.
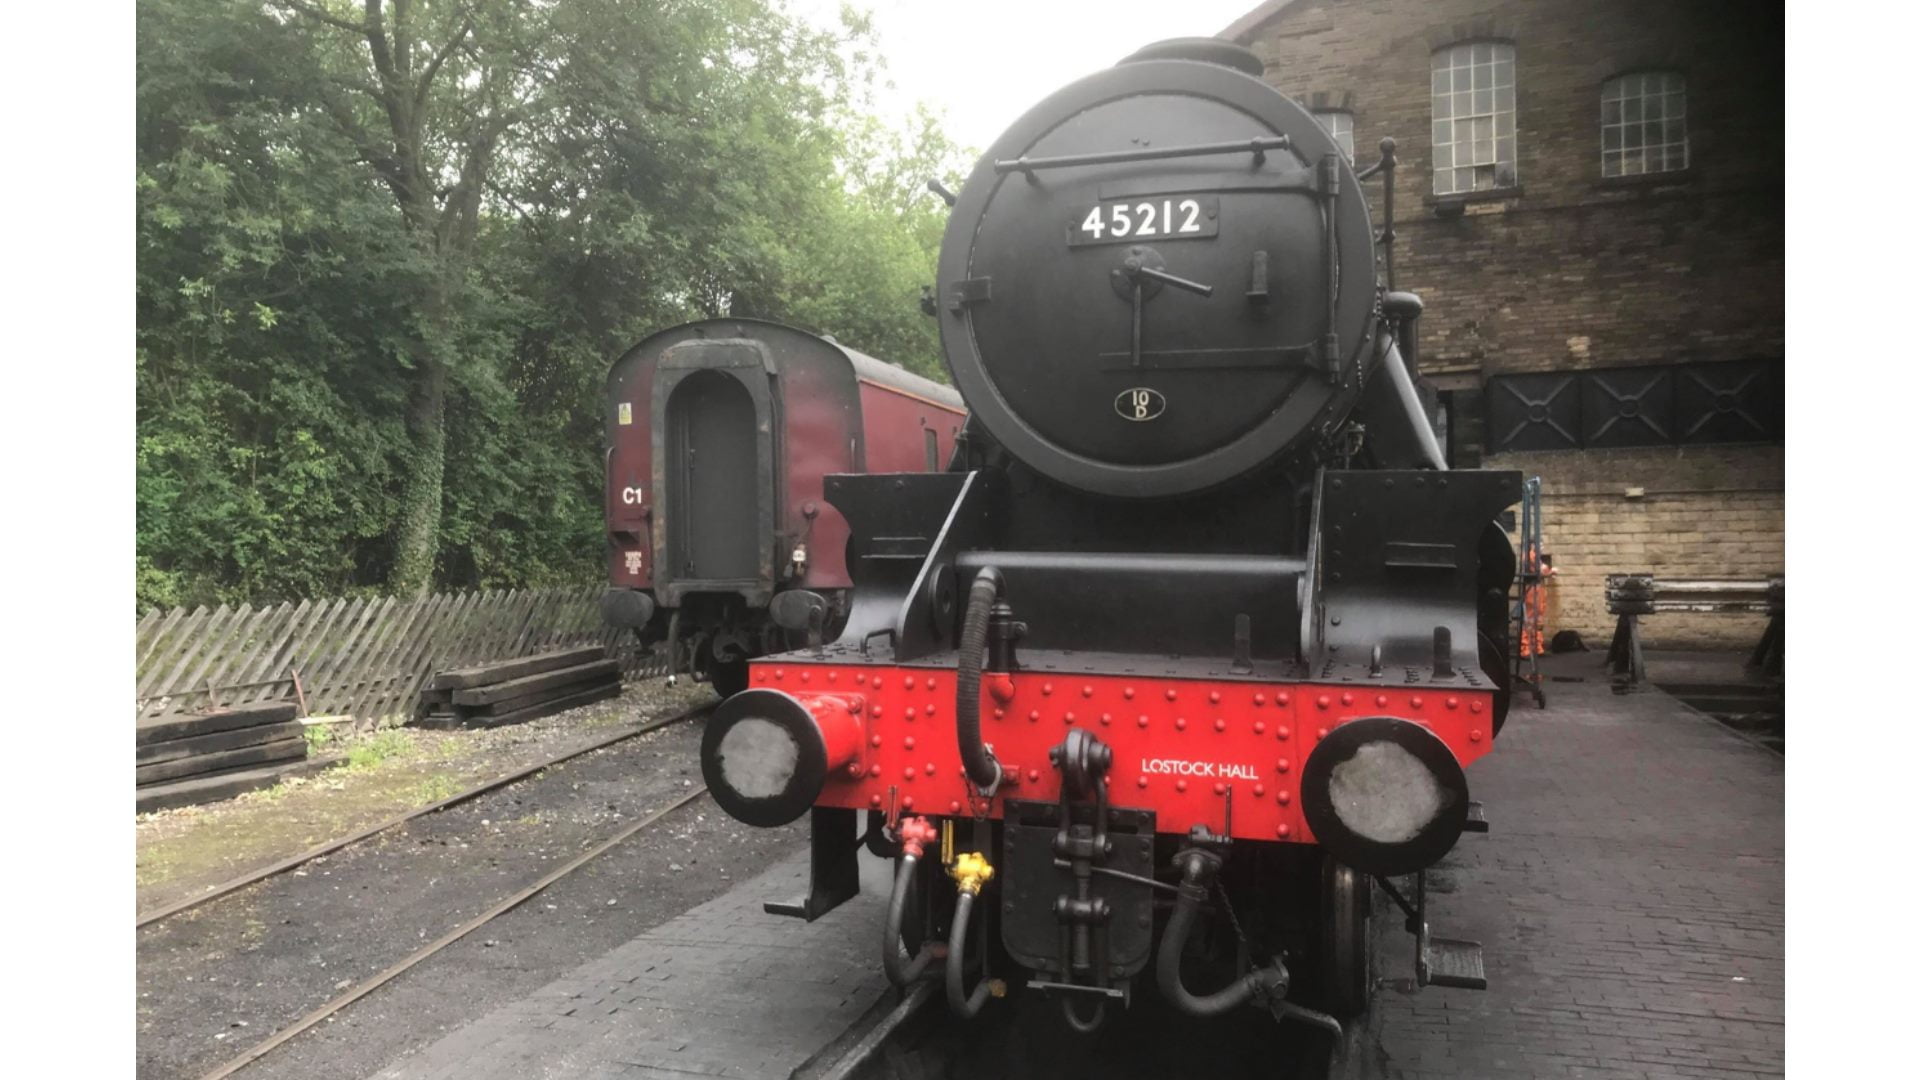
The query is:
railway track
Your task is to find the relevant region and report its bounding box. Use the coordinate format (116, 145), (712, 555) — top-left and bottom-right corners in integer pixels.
(137, 700), (715, 928)
(194, 784), (710, 1080)
(797, 979), (1344, 1080)
(794, 982), (942, 1080)
(137, 700), (716, 1080)
(146, 695), (1343, 1080)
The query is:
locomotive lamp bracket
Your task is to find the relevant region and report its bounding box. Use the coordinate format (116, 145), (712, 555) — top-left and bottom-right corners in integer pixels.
(987, 599), (1026, 673)
(1246, 250), (1271, 312)
(947, 277), (992, 314)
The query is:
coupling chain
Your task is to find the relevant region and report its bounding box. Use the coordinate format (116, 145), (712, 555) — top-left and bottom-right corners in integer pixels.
(1213, 880), (1265, 965)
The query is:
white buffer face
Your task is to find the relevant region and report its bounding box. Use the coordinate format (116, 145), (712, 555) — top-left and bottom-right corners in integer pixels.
(716, 717), (800, 800)
(1327, 741), (1447, 844)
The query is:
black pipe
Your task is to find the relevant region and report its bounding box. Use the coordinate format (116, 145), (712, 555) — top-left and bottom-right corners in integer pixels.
(1155, 852), (1287, 1017)
(663, 608), (682, 686)
(883, 856), (938, 987)
(946, 891), (995, 1017)
(1060, 993), (1106, 1034)
(954, 568), (1004, 792)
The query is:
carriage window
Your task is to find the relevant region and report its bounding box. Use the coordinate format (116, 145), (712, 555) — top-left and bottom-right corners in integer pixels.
(925, 428), (939, 470)
(1431, 42), (1516, 195)
(1602, 71), (1687, 177)
(1313, 110), (1354, 160)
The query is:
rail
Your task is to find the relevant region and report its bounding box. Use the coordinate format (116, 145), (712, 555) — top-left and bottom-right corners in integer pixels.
(153, 701), (717, 1080)
(136, 701), (713, 928)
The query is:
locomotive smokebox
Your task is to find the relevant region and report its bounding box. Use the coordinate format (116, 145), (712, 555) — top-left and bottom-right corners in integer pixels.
(700, 688), (864, 827)
(1299, 717), (1471, 877)
(934, 33), (1380, 498)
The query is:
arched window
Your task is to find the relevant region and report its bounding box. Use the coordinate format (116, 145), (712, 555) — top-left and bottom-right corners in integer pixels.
(1312, 109), (1354, 160)
(1602, 71), (1687, 177)
(1431, 41), (1516, 195)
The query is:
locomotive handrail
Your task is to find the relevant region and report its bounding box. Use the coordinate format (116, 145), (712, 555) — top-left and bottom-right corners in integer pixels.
(993, 136), (1291, 177)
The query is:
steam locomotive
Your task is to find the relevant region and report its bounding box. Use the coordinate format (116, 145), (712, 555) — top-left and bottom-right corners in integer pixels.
(601, 319), (965, 696)
(697, 39), (1520, 1035)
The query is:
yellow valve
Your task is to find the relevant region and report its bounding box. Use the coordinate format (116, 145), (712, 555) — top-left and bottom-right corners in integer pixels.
(949, 851), (995, 896)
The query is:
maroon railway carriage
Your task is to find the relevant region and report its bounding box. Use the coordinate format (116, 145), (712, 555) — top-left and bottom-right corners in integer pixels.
(601, 319), (965, 696)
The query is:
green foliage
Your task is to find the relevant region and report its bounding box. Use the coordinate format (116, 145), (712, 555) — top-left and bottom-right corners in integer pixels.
(343, 728), (417, 771)
(410, 773), (464, 806)
(136, 0), (968, 608)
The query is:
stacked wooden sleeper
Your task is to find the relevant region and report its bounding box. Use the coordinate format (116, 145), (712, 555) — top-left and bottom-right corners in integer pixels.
(414, 646), (621, 729)
(136, 701), (338, 813)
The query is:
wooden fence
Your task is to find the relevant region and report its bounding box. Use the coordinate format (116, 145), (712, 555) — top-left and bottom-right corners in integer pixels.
(134, 585), (661, 723)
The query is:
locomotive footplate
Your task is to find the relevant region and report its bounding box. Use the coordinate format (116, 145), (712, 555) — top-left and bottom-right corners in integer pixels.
(1000, 799), (1157, 991)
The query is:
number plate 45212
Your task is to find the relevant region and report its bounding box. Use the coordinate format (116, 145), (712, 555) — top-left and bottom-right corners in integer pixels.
(1066, 196), (1218, 247)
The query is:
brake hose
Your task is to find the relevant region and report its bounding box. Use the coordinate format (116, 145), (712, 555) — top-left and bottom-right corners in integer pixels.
(954, 567), (1004, 793)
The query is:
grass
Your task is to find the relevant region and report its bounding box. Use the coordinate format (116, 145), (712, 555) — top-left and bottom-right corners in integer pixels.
(409, 773), (462, 805)
(343, 728), (417, 772)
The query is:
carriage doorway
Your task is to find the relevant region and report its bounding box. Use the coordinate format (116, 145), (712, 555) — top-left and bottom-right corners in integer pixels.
(664, 370), (761, 582)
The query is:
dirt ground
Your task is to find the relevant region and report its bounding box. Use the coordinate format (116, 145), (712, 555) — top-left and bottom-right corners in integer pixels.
(136, 678), (712, 915)
(136, 680), (806, 1080)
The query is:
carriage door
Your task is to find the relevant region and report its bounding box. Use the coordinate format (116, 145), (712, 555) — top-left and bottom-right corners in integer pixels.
(664, 369), (761, 582)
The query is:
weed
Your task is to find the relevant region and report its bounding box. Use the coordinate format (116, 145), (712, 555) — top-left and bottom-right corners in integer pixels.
(410, 773), (462, 805)
(303, 724), (334, 753)
(344, 728), (416, 772)
(136, 849), (177, 887)
(251, 777), (299, 803)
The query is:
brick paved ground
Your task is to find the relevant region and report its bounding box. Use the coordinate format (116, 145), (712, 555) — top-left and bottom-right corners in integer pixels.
(1345, 666), (1784, 1079)
(369, 851), (892, 1080)
(369, 663), (1782, 1080)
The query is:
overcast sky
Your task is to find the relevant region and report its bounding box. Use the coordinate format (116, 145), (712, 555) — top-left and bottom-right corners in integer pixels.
(784, 0), (1266, 153)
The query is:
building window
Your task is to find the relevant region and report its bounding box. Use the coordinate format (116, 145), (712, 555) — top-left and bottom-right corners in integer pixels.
(1431, 41), (1516, 195)
(1602, 71), (1687, 177)
(1313, 109), (1354, 160)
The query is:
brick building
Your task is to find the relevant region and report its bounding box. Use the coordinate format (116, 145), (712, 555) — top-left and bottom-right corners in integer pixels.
(1223, 0), (1784, 648)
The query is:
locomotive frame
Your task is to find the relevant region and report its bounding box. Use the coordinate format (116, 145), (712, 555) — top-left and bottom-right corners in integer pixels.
(696, 39), (1520, 1037)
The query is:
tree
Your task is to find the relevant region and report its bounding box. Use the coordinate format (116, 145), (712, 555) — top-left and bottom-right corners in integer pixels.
(266, 0), (561, 595)
(136, 0), (965, 609)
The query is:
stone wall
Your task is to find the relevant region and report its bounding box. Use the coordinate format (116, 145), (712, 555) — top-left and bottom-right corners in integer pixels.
(1489, 445), (1783, 648)
(1240, 0), (1783, 648)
